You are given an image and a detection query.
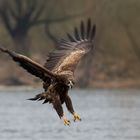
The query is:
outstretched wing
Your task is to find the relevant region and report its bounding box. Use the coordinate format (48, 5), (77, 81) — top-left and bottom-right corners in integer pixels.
(0, 47), (56, 82)
(44, 19), (96, 79)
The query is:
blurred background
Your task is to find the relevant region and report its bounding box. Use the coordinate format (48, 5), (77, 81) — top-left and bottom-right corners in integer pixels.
(0, 1), (140, 140)
(0, 0), (140, 88)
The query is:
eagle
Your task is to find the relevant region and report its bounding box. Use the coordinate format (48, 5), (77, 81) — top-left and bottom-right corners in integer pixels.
(0, 19), (96, 125)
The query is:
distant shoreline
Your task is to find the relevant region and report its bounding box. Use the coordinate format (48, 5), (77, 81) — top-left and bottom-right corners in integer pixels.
(0, 85), (41, 91)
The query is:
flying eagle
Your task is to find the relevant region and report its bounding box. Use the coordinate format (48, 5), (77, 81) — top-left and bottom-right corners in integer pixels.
(0, 19), (96, 125)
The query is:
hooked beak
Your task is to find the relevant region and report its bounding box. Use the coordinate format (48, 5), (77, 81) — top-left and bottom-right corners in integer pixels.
(68, 80), (73, 89)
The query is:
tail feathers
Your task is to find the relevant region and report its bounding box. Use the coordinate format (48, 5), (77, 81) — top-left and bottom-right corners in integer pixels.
(27, 94), (42, 101)
(27, 93), (50, 104)
(37, 96), (44, 101)
(28, 97), (39, 101)
(42, 99), (49, 104)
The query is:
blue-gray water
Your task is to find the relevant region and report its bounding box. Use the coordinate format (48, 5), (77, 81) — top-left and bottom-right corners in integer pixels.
(0, 89), (140, 140)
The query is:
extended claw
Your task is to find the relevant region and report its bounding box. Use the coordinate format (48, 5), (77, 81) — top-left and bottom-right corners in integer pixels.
(62, 117), (70, 125)
(73, 112), (81, 122)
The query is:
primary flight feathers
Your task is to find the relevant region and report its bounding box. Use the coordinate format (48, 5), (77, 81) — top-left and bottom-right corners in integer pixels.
(0, 47), (56, 81)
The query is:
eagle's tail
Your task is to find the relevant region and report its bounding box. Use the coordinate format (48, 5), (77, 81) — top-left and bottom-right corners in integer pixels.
(27, 92), (50, 104)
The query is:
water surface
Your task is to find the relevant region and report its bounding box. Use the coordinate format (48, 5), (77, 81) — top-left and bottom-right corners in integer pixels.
(0, 89), (140, 140)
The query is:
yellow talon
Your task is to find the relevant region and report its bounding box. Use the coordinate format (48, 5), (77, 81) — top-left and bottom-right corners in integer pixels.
(62, 117), (70, 125)
(73, 112), (81, 122)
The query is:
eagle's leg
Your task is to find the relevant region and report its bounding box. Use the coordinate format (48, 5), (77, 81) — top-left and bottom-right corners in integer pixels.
(52, 96), (70, 125)
(65, 95), (81, 122)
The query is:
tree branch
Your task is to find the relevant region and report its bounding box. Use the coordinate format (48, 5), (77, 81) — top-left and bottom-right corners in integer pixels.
(124, 23), (140, 61)
(30, 12), (83, 26)
(0, 7), (13, 36)
(14, 0), (22, 17)
(45, 24), (58, 44)
(30, 0), (46, 23)
(118, 16), (140, 61)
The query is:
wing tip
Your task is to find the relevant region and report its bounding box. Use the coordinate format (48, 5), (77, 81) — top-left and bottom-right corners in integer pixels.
(0, 46), (17, 58)
(0, 47), (8, 53)
(56, 18), (96, 51)
(67, 18), (96, 42)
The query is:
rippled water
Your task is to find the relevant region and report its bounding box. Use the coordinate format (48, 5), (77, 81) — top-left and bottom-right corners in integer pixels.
(0, 89), (140, 140)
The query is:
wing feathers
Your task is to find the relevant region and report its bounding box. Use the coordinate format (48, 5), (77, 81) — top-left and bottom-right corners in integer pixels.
(0, 47), (56, 82)
(87, 18), (91, 39)
(90, 24), (96, 40)
(74, 27), (80, 40)
(80, 21), (85, 39)
(0, 19), (96, 85)
(44, 19), (96, 78)
(67, 33), (76, 42)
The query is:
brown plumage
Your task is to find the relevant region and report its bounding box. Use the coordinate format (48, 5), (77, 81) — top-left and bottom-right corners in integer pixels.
(0, 19), (96, 125)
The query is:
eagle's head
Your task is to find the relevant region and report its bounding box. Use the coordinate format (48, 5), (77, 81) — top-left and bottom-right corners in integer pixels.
(57, 74), (74, 89)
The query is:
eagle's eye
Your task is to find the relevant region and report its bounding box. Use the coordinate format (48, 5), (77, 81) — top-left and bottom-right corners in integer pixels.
(68, 80), (74, 89)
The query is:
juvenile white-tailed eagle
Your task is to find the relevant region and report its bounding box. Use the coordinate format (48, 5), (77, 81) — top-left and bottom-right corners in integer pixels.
(0, 19), (96, 125)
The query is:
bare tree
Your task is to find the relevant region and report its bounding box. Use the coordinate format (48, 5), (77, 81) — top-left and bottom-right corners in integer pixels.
(0, 0), (48, 55)
(0, 0), (86, 56)
(121, 22), (140, 61)
(117, 15), (140, 61)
